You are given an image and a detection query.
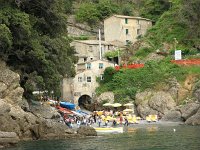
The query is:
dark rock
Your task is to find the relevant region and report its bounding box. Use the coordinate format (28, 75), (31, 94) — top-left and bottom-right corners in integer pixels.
(0, 115), (21, 136)
(161, 110), (183, 122)
(180, 103), (200, 121)
(77, 126), (97, 136)
(135, 91), (176, 118)
(193, 88), (200, 102)
(0, 59), (77, 141)
(37, 118), (76, 140)
(185, 108), (200, 125)
(30, 104), (61, 119)
(0, 131), (19, 146)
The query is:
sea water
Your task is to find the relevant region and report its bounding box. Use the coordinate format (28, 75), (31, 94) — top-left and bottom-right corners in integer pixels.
(4, 125), (200, 150)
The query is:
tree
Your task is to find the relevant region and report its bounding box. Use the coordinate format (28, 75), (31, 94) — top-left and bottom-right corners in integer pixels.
(0, 0), (76, 99)
(121, 4), (134, 16)
(178, 0), (200, 48)
(97, 0), (119, 20)
(75, 3), (100, 26)
(140, 0), (170, 22)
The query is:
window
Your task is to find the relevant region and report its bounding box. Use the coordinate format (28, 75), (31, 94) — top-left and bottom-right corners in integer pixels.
(137, 29), (140, 35)
(78, 77), (82, 82)
(100, 74), (104, 80)
(99, 63), (104, 69)
(87, 76), (91, 82)
(126, 29), (129, 35)
(86, 63), (91, 69)
(89, 46), (93, 52)
(84, 57), (87, 62)
(125, 18), (128, 24)
(126, 40), (129, 45)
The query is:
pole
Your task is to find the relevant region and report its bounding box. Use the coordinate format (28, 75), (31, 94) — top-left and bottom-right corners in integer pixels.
(118, 48), (120, 66)
(99, 29), (102, 60)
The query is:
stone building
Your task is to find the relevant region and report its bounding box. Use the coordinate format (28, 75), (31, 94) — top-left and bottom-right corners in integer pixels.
(104, 15), (152, 45)
(61, 60), (114, 105)
(71, 40), (116, 64)
(62, 15), (152, 107)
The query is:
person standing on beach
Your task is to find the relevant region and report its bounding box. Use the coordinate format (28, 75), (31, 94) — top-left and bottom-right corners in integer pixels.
(124, 118), (129, 126)
(97, 117), (102, 127)
(120, 115), (123, 125)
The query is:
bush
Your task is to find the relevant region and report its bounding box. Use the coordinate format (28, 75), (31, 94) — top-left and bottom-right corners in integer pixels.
(75, 3), (100, 26)
(97, 58), (189, 103)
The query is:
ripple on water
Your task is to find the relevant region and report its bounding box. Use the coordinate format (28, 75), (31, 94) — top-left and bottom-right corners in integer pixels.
(4, 125), (200, 150)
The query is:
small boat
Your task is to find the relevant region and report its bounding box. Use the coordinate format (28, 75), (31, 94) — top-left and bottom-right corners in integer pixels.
(60, 102), (75, 110)
(94, 127), (124, 134)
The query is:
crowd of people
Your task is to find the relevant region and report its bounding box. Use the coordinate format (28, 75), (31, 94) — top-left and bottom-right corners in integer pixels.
(60, 110), (132, 129)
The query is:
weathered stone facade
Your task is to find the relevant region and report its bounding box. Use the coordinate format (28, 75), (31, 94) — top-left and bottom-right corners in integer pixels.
(104, 15), (152, 45)
(62, 60), (114, 105)
(71, 40), (116, 64)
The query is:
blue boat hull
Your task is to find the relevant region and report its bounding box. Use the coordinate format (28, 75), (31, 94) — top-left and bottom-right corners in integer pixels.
(60, 102), (75, 110)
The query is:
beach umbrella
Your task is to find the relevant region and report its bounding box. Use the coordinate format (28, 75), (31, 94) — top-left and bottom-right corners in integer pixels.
(124, 103), (134, 107)
(112, 103), (122, 107)
(103, 102), (113, 107)
(123, 108), (133, 112)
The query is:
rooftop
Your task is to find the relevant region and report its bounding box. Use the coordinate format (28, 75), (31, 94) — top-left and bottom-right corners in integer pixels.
(105, 14), (152, 22)
(72, 40), (113, 45)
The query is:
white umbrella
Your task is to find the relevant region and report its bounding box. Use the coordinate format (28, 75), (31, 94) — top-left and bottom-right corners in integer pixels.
(124, 103), (134, 107)
(112, 103), (122, 107)
(123, 108), (133, 112)
(103, 103), (113, 107)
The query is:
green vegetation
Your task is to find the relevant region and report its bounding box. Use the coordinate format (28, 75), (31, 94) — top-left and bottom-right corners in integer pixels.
(140, 0), (171, 22)
(144, 0), (200, 53)
(1, 0), (199, 103)
(96, 58), (200, 103)
(0, 0), (77, 99)
(74, 0), (172, 26)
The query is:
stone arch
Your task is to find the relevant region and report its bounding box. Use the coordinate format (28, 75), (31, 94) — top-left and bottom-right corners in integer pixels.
(78, 94), (92, 109)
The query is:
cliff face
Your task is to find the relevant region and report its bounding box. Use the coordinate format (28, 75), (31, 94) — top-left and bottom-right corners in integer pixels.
(134, 76), (200, 125)
(0, 60), (77, 147)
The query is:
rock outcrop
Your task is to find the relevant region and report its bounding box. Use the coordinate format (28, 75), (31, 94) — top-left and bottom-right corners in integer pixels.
(180, 103), (200, 121)
(77, 126), (97, 136)
(0, 131), (19, 148)
(185, 108), (200, 125)
(134, 76), (200, 124)
(0, 59), (79, 147)
(135, 91), (176, 118)
(161, 110), (182, 122)
(96, 92), (114, 103)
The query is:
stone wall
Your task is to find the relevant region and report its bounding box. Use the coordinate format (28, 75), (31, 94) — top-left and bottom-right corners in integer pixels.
(67, 15), (102, 38)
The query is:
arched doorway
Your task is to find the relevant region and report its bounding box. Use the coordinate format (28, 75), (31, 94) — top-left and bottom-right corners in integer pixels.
(78, 95), (93, 110)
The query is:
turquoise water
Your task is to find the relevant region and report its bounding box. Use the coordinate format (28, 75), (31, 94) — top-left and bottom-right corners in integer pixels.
(5, 125), (200, 150)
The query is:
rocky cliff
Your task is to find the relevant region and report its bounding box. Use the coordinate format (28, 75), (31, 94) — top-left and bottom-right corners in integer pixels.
(98, 75), (200, 125)
(0, 60), (79, 148)
(134, 77), (200, 125)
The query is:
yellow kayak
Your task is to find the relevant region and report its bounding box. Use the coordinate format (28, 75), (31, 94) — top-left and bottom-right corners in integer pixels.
(94, 127), (123, 134)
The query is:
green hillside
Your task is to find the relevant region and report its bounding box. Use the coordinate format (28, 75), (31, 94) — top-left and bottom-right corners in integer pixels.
(0, 0), (199, 101)
(94, 0), (200, 103)
(0, 0), (77, 99)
